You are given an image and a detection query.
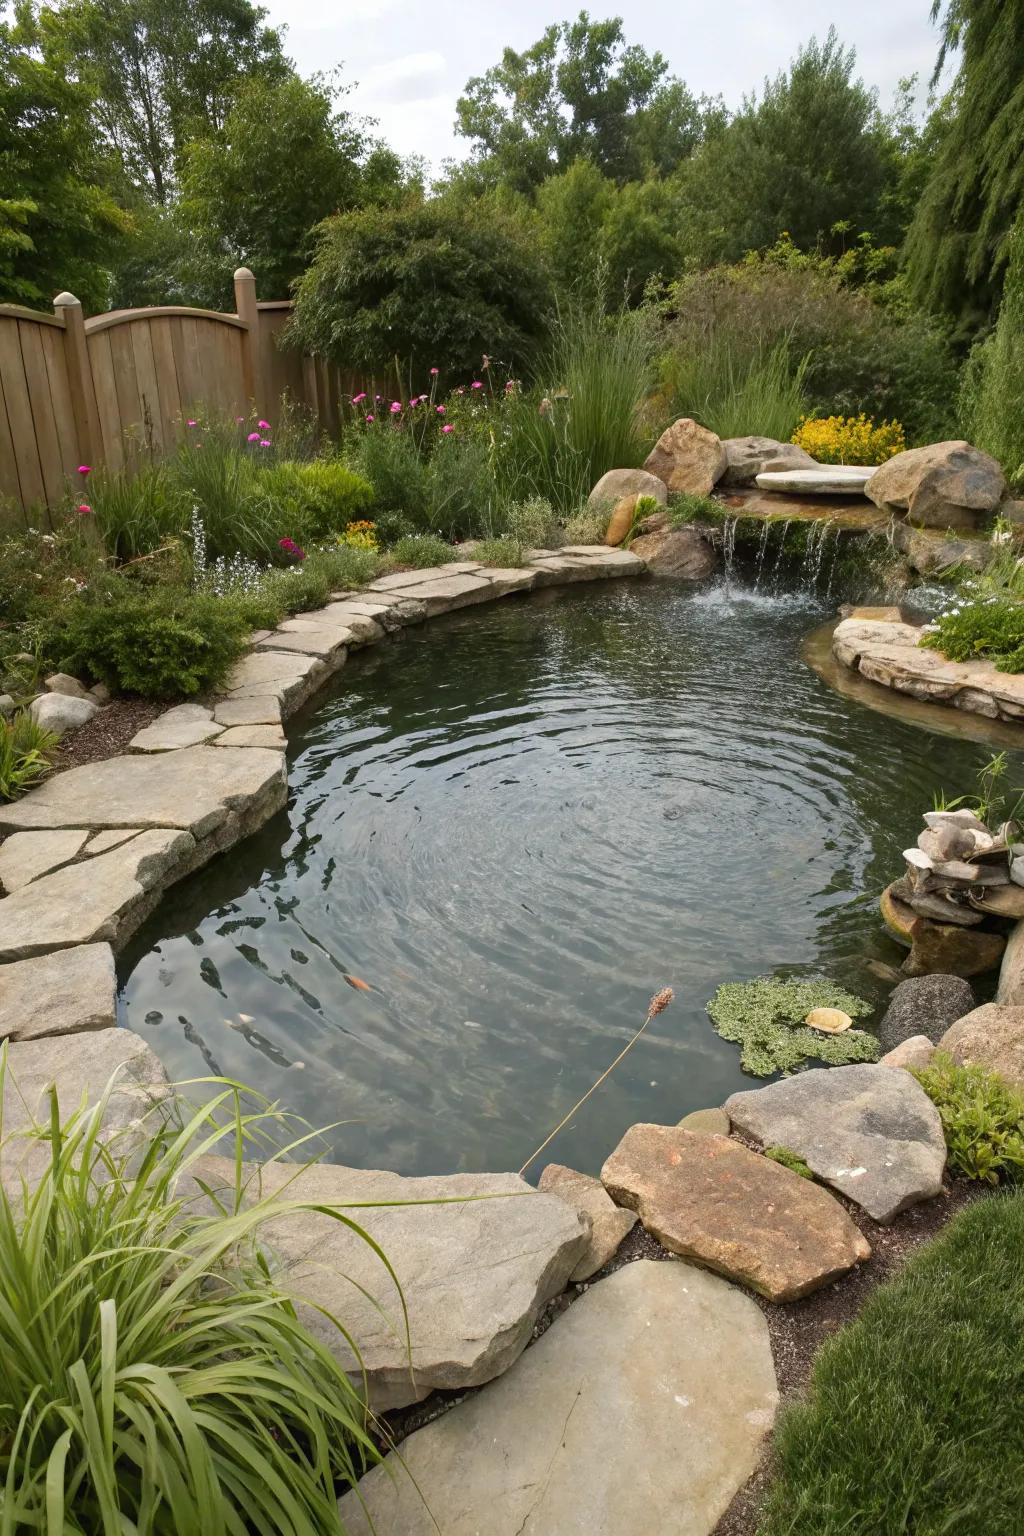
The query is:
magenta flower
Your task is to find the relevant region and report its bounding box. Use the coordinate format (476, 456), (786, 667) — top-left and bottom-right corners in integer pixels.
(77, 503), (91, 515)
(247, 431), (260, 442)
(259, 439), (271, 447)
(436, 404), (446, 414)
(365, 413), (375, 423)
(257, 419), (270, 430)
(471, 381), (483, 390)
(390, 401), (402, 414)
(441, 424), (454, 434)
(187, 418), (197, 427)
(77, 465), (91, 476)
(352, 392), (367, 404)
(429, 367), (439, 376)
(236, 415), (244, 423)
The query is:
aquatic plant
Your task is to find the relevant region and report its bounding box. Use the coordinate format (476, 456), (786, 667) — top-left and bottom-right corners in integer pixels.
(707, 976), (878, 1076)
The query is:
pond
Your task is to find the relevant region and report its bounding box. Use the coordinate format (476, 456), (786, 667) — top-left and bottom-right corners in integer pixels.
(118, 577), (1014, 1178)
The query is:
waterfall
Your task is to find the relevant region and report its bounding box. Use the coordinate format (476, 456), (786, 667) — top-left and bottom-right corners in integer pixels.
(720, 516), (738, 589)
(766, 520), (791, 593)
(803, 518), (836, 590)
(752, 519), (772, 590)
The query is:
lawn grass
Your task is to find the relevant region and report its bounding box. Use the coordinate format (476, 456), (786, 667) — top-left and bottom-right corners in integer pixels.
(756, 1189), (1024, 1535)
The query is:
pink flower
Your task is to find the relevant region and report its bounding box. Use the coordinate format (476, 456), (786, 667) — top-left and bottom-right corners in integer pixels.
(259, 439), (271, 447)
(352, 392), (367, 404)
(504, 380), (516, 392)
(257, 419), (270, 430)
(375, 394), (382, 401)
(390, 401), (402, 414)
(430, 367), (439, 376)
(441, 424), (454, 434)
(187, 418), (197, 427)
(436, 405), (446, 414)
(365, 413), (375, 423)
(77, 465), (90, 476)
(236, 416), (244, 423)
(77, 503), (91, 515)
(247, 431), (260, 442)
(471, 381), (483, 390)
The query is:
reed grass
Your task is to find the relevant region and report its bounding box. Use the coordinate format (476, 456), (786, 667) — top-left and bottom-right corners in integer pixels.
(660, 335), (809, 442)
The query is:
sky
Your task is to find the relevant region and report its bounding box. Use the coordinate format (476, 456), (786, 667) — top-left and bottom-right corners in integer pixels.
(261, 0), (945, 173)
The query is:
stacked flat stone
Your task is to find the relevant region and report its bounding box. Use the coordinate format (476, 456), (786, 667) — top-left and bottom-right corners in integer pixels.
(892, 808), (1024, 927)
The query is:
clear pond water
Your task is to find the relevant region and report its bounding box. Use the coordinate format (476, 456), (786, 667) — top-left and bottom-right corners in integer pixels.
(119, 577), (1015, 1177)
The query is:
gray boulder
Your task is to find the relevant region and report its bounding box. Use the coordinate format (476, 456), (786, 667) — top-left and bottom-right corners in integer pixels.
(866, 440), (1006, 531)
(720, 436), (815, 487)
(877, 974), (975, 1050)
(725, 1064), (947, 1223)
(44, 672), (92, 700)
(29, 692), (98, 737)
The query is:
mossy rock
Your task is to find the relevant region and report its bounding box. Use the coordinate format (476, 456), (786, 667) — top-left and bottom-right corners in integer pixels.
(880, 881), (915, 948)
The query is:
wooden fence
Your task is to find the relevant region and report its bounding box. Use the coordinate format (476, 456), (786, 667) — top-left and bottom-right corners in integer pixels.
(0, 269), (348, 516)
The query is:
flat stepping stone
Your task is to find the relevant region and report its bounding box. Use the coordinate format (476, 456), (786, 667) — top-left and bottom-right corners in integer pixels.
(338, 1259), (778, 1536)
(212, 695), (282, 727)
(367, 572), (495, 614)
(0, 747), (286, 838)
(284, 609), (385, 645)
(129, 703), (224, 752)
(254, 627), (352, 660)
(224, 650), (328, 710)
(756, 466), (875, 495)
(212, 725), (285, 750)
(939, 1003), (1024, 1090)
(601, 1124), (869, 1300)
(197, 1156), (589, 1411)
(725, 1064), (947, 1223)
(0, 828), (89, 892)
(0, 943), (115, 1040)
(538, 1163), (637, 1279)
(833, 618), (1024, 724)
(481, 566), (538, 595)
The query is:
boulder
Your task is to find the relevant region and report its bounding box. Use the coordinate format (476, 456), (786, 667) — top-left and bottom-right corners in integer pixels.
(628, 526), (718, 578)
(0, 696), (14, 719)
(865, 441), (1007, 531)
(0, 942), (116, 1040)
(604, 494), (637, 547)
(719, 437), (815, 488)
(600, 1124), (870, 1301)
(28, 691), (98, 737)
(643, 418), (727, 496)
(904, 915), (1005, 980)
(44, 672), (92, 700)
(538, 1163), (637, 1279)
(879, 1036), (936, 1073)
(587, 468), (668, 511)
(197, 1156), (589, 1411)
(996, 919), (1024, 1005)
(939, 1004), (1024, 1089)
(338, 1260), (778, 1536)
(877, 974), (975, 1050)
(892, 523), (995, 577)
(725, 1064), (946, 1223)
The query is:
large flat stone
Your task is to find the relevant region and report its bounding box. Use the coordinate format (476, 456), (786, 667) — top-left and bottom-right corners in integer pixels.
(0, 828), (194, 960)
(538, 1163), (637, 1279)
(756, 466), (874, 495)
(725, 1065), (947, 1223)
(224, 650), (328, 711)
(338, 1259), (778, 1536)
(0, 747), (286, 838)
(212, 695), (282, 727)
(285, 609), (385, 646)
(832, 618), (1024, 723)
(213, 725), (285, 750)
(198, 1157), (589, 1411)
(129, 703), (224, 752)
(601, 1125), (870, 1301)
(0, 943), (116, 1040)
(939, 1003), (1024, 1089)
(0, 828), (89, 892)
(479, 567), (538, 596)
(376, 573), (495, 615)
(255, 628), (352, 661)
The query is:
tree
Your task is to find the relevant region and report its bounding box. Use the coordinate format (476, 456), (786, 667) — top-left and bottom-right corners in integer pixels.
(175, 73), (369, 307)
(904, 1), (1024, 332)
(454, 12), (706, 192)
(39, 0), (287, 204)
(535, 160), (684, 304)
(0, 4), (126, 309)
(289, 197), (552, 377)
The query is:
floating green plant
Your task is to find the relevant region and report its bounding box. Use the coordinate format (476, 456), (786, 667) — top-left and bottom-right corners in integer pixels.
(708, 976), (879, 1076)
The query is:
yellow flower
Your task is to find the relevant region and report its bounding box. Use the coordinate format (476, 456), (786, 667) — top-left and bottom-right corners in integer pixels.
(791, 414), (905, 466)
(337, 519), (379, 551)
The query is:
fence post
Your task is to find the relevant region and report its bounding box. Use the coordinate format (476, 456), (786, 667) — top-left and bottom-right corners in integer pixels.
(233, 267), (264, 413)
(53, 291), (101, 468)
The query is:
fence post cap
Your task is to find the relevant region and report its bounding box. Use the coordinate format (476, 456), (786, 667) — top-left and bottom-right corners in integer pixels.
(53, 291), (81, 307)
(233, 267), (255, 281)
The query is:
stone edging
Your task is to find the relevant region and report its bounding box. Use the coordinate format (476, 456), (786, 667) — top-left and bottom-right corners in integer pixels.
(832, 616), (1024, 725)
(0, 546), (644, 1040)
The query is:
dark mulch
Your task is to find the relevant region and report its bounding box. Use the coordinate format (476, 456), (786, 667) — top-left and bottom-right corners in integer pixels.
(49, 696), (164, 774)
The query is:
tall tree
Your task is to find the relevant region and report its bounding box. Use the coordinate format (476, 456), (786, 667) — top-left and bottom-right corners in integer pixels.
(39, 0), (287, 205)
(904, 0), (1024, 332)
(455, 12), (707, 192)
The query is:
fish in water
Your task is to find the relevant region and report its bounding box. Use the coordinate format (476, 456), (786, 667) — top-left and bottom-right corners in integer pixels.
(344, 974), (372, 993)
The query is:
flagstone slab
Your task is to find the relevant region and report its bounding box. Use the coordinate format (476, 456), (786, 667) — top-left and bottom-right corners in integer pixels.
(0, 829), (89, 892)
(128, 703), (225, 752)
(601, 1124), (870, 1300)
(254, 628), (352, 660)
(725, 1064), (947, 1223)
(338, 1259), (778, 1536)
(212, 695), (282, 727)
(223, 650), (328, 711)
(833, 618), (1024, 723)
(213, 725), (286, 750)
(284, 609), (385, 646)
(0, 943), (116, 1040)
(196, 1155), (589, 1411)
(0, 747), (287, 839)
(86, 829), (142, 855)
(480, 567), (538, 596)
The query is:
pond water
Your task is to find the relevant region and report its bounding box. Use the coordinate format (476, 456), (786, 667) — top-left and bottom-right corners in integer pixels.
(119, 578), (1014, 1178)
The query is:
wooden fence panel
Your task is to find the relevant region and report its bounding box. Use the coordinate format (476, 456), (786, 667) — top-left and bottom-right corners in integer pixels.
(0, 318), (48, 509)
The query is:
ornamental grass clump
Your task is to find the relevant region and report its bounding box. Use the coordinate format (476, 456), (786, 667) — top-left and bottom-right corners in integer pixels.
(0, 710), (57, 802)
(707, 976), (877, 1076)
(0, 1066), (392, 1532)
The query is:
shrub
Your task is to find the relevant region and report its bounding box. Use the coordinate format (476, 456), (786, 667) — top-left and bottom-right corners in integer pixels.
(913, 1052), (1024, 1184)
(474, 536), (527, 567)
(667, 492), (727, 526)
(921, 591), (1024, 673)
(706, 976), (878, 1076)
(388, 534), (454, 569)
(258, 460), (375, 544)
(764, 1145), (814, 1179)
(345, 426), (431, 526)
(0, 710), (57, 801)
(0, 1064), (387, 1531)
(659, 336), (809, 442)
(791, 413), (905, 465)
(561, 505), (608, 544)
(45, 587), (250, 698)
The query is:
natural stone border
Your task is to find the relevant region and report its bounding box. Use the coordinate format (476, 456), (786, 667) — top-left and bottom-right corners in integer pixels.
(832, 617), (1024, 725)
(0, 548), (644, 1037)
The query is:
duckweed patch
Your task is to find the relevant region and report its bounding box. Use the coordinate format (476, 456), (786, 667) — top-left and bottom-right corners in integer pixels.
(707, 976), (878, 1076)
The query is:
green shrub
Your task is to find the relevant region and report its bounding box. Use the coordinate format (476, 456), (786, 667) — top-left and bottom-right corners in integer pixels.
(46, 587), (249, 698)
(921, 591), (1024, 673)
(706, 976), (878, 1076)
(764, 1145), (814, 1179)
(345, 427), (431, 525)
(258, 460), (374, 543)
(474, 536), (527, 568)
(667, 492), (727, 526)
(659, 336), (809, 442)
(561, 505), (608, 544)
(0, 1063), (387, 1531)
(388, 534), (454, 569)
(0, 710), (57, 802)
(913, 1052), (1024, 1184)
(503, 496), (560, 551)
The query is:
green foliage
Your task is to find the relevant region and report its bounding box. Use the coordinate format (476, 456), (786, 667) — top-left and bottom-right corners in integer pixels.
(757, 1189), (1024, 1535)
(660, 336), (809, 441)
(764, 1145), (814, 1179)
(389, 534), (454, 569)
(707, 976), (878, 1076)
(666, 493), (727, 526)
(289, 197), (552, 378)
(0, 710), (57, 802)
(87, 463), (189, 561)
(913, 1052), (1024, 1185)
(921, 592), (1024, 673)
(0, 1064), (387, 1530)
(960, 217), (1024, 482)
(473, 536), (527, 568)
(257, 460), (375, 543)
(46, 585), (250, 697)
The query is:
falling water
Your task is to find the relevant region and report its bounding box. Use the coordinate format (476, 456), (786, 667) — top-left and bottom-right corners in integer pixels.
(720, 516), (738, 589)
(752, 518), (772, 589)
(766, 519), (792, 593)
(804, 518), (836, 589)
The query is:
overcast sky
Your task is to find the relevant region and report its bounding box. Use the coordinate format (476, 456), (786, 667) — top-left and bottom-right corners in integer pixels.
(261, 0), (945, 172)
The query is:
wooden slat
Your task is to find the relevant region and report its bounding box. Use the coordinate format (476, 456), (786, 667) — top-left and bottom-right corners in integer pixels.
(18, 322), (64, 507)
(0, 366), (23, 511)
(87, 331), (125, 472)
(39, 324), (79, 479)
(149, 317), (182, 444)
(130, 322), (164, 454)
(108, 325), (142, 463)
(171, 316), (204, 418)
(0, 321), (45, 507)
